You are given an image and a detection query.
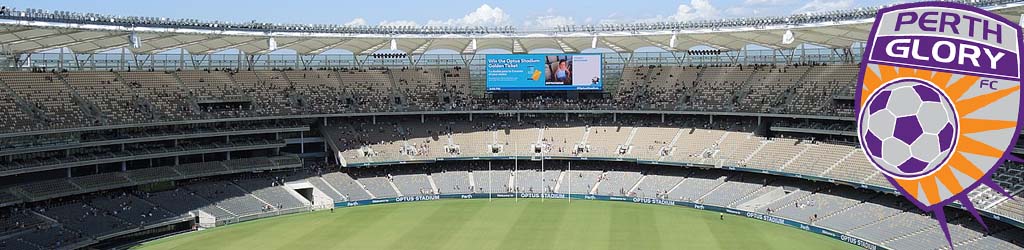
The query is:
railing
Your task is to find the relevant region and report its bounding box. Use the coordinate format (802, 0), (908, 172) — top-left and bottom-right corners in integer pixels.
(0, 139), (287, 177)
(7, 49), (863, 72)
(218, 206), (313, 225)
(7, 155), (305, 205)
(0, 125), (310, 156)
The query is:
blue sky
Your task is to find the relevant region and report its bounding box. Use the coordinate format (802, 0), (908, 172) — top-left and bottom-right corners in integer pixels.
(4, 0), (896, 28)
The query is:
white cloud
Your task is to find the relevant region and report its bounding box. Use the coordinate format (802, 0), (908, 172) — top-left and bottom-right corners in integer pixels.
(634, 0), (720, 23)
(523, 9), (575, 29)
(348, 0), (864, 28)
(724, 7), (758, 17)
(365, 4), (509, 28)
(730, 0), (800, 16)
(425, 4), (510, 26)
(598, 19), (622, 24)
(344, 18), (367, 26)
(598, 13), (626, 24)
(379, 20), (419, 26)
(742, 0), (800, 5)
(524, 15), (575, 28)
(794, 0), (854, 14)
(670, 0), (720, 22)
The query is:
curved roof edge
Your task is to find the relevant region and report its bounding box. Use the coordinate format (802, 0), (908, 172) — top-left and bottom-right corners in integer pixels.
(0, 1), (1020, 54)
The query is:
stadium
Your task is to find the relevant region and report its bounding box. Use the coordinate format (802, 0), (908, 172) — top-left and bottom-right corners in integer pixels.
(0, 0), (1022, 249)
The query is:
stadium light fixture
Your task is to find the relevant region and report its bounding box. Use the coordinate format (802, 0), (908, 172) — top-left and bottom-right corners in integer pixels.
(669, 33), (677, 49)
(128, 31), (141, 49)
(0, 1), (1006, 36)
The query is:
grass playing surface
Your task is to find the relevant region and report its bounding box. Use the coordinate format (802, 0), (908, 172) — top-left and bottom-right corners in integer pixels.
(133, 199), (857, 250)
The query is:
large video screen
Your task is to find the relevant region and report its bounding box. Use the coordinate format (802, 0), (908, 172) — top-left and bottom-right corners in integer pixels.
(485, 54), (603, 91)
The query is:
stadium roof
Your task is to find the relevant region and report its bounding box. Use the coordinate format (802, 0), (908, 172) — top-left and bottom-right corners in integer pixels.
(0, 1), (1022, 54)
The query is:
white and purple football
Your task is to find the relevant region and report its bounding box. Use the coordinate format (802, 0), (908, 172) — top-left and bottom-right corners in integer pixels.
(860, 79), (958, 178)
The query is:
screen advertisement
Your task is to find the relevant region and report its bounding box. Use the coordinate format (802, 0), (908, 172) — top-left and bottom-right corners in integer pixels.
(485, 54), (603, 91)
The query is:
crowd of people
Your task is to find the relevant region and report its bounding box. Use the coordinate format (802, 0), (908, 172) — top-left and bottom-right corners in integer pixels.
(0, 63), (860, 134)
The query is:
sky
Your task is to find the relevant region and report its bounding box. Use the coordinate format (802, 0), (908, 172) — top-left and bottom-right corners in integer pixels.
(3, 0), (899, 29)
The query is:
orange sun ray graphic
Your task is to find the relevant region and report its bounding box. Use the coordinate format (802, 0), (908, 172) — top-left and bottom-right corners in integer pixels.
(958, 119), (1018, 134)
(860, 65), (1017, 206)
(955, 86), (1021, 115)
(946, 75), (981, 101)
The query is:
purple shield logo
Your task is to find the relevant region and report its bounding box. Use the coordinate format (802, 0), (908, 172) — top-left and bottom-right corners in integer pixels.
(857, 1), (1024, 248)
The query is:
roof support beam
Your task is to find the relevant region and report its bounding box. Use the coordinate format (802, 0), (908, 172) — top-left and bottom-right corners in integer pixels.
(251, 38), (306, 54)
(354, 54), (371, 66)
(188, 54), (210, 69)
(668, 34), (704, 51)
(797, 29), (859, 47)
(7, 30), (90, 45)
(410, 39), (434, 55)
(0, 27), (34, 36)
(831, 25), (871, 41)
(679, 35), (730, 51)
(460, 53), (475, 67)
(306, 39), (352, 54)
(668, 51), (685, 64)
(131, 53), (154, 69)
(598, 38), (629, 53)
(639, 36), (675, 51)
(134, 35), (221, 54)
(192, 37), (262, 54)
(553, 38), (579, 53)
(462, 39), (479, 54)
(359, 40), (391, 55)
(26, 32), (124, 52)
(461, 44), (475, 54)
(298, 54), (317, 68)
(77, 33), (178, 54)
(243, 54), (263, 69)
(6, 29), (88, 44)
(774, 49), (797, 64)
(511, 38), (526, 53)
(718, 33), (778, 50)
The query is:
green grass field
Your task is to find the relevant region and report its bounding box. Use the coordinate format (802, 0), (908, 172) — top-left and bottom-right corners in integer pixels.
(134, 199), (857, 250)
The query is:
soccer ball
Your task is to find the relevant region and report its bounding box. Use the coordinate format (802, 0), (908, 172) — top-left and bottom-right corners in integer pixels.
(860, 79), (957, 178)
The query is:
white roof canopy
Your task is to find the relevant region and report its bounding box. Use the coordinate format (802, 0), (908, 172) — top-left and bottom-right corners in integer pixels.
(1, 3), (1021, 55)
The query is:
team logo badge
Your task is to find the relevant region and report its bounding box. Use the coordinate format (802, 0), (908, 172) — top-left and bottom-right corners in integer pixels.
(857, 2), (1024, 246)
